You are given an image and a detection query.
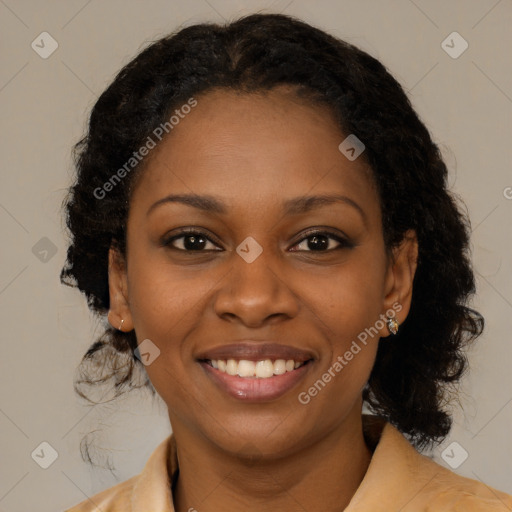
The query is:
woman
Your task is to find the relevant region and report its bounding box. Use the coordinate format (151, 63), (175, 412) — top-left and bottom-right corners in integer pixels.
(61, 13), (512, 511)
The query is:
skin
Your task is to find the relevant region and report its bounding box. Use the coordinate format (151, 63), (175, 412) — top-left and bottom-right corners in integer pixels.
(107, 86), (418, 512)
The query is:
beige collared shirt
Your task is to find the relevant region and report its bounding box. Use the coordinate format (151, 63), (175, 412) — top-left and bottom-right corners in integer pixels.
(65, 417), (512, 511)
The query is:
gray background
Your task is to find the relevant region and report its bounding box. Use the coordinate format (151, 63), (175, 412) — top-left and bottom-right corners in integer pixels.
(0, 1), (511, 511)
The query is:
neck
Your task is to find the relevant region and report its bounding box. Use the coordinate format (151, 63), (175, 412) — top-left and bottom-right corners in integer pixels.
(172, 409), (372, 512)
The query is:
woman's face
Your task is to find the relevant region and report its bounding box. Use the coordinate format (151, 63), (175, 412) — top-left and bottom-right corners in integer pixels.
(109, 87), (416, 458)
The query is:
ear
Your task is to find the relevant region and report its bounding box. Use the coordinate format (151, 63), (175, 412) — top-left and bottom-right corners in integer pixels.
(107, 246), (134, 332)
(379, 229), (418, 337)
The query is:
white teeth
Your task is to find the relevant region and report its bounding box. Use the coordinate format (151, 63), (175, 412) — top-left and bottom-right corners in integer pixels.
(208, 358), (307, 378)
(273, 359), (286, 375)
(238, 360), (255, 377)
(255, 359), (274, 378)
(226, 359), (238, 376)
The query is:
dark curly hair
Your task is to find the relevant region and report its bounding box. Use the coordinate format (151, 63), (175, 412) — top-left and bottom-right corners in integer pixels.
(61, 12), (483, 451)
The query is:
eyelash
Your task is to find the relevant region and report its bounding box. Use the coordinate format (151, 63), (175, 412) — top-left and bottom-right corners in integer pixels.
(161, 227), (353, 253)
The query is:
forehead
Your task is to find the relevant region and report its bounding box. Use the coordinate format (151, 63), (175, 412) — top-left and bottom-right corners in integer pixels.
(131, 87), (380, 222)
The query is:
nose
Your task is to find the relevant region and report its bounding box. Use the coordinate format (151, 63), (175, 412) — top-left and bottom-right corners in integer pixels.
(213, 246), (300, 328)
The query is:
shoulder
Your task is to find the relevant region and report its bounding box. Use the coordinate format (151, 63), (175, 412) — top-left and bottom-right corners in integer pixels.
(415, 460), (512, 511)
(64, 474), (138, 512)
(416, 471), (512, 511)
(394, 432), (512, 511)
(352, 418), (512, 511)
(64, 434), (176, 512)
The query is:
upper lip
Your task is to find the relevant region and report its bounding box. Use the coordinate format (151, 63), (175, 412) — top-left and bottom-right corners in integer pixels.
(196, 342), (315, 362)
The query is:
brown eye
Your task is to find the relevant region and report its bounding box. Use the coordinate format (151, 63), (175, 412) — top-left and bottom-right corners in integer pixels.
(290, 230), (352, 252)
(162, 229), (221, 252)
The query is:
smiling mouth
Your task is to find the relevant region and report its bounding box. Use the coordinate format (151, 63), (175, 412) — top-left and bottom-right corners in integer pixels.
(196, 342), (315, 400)
(201, 358), (313, 379)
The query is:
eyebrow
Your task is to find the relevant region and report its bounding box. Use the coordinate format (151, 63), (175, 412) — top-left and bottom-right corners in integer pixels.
(147, 193), (367, 223)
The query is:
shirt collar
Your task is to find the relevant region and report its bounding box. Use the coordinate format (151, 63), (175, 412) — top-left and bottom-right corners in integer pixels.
(129, 415), (506, 511)
(130, 415), (397, 511)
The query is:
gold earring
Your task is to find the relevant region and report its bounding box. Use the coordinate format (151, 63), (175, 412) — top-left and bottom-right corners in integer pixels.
(386, 316), (399, 335)
(118, 319), (125, 331)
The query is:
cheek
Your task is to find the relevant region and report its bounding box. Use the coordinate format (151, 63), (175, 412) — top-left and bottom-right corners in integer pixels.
(127, 274), (188, 339)
(302, 252), (386, 394)
(124, 252), (220, 395)
(297, 276), (382, 419)
(125, 268), (201, 413)
(312, 252), (388, 343)
(125, 236), (210, 340)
